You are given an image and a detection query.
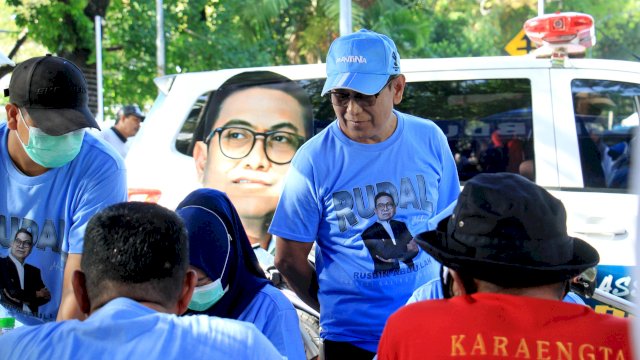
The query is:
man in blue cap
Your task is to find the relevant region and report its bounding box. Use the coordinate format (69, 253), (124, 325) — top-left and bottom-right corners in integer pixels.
(270, 29), (460, 359)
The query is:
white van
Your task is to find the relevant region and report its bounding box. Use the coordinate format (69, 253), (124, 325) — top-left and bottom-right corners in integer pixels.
(127, 13), (640, 315)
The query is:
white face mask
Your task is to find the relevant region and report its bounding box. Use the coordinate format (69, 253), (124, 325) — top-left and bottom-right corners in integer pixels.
(185, 206), (232, 312)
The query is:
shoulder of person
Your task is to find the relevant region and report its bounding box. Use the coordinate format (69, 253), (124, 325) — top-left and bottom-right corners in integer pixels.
(398, 110), (440, 129)
(252, 284), (297, 312)
(300, 122), (336, 151)
(408, 277), (443, 303)
(187, 313), (271, 340)
(169, 314), (280, 358)
(78, 131), (126, 169)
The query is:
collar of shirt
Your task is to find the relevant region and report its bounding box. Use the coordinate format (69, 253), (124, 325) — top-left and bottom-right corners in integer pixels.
(110, 127), (127, 143)
(377, 220), (397, 245)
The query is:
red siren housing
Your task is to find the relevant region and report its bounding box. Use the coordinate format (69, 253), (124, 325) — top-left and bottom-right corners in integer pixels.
(524, 12), (596, 49)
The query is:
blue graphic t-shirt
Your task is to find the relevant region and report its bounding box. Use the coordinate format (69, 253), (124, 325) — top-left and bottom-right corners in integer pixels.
(239, 284), (306, 360)
(269, 110), (460, 352)
(0, 297), (283, 360)
(0, 124), (127, 324)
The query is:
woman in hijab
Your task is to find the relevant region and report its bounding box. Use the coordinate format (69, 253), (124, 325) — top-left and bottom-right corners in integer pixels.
(176, 188), (305, 360)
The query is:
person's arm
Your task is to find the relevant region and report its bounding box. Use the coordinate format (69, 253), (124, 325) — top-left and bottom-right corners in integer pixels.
(274, 237), (319, 312)
(399, 238), (419, 261)
(375, 254), (397, 263)
(56, 253), (84, 321)
(27, 268), (51, 306)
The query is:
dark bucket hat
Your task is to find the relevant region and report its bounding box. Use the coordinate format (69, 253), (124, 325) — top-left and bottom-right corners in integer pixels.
(5, 54), (99, 136)
(414, 173), (599, 288)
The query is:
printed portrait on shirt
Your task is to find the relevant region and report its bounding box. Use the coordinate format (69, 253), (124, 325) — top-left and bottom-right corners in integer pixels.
(361, 192), (419, 273)
(0, 228), (51, 315)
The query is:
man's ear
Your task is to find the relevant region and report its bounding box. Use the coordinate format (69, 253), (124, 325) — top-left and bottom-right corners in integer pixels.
(72, 270), (91, 316)
(392, 74), (406, 105)
(192, 141), (208, 185)
(5, 103), (19, 130)
(449, 269), (469, 297)
(176, 269), (197, 315)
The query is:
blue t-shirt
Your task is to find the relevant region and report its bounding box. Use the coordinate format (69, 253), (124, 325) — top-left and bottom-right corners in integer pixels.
(0, 124), (127, 324)
(269, 111), (460, 352)
(406, 278), (588, 305)
(0, 297), (283, 359)
(239, 284), (305, 360)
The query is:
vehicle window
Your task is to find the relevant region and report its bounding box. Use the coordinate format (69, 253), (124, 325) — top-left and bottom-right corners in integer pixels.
(180, 78), (535, 185)
(400, 79), (534, 182)
(572, 79), (640, 192)
(175, 94), (209, 156)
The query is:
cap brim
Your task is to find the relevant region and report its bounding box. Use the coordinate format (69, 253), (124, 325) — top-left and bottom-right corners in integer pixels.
(414, 216), (600, 288)
(129, 114), (145, 122)
(27, 106), (100, 136)
(321, 72), (390, 96)
(125, 112), (146, 121)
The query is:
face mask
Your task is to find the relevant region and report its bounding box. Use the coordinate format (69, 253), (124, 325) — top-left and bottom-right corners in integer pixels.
(16, 109), (85, 168)
(188, 278), (229, 311)
(185, 206), (232, 312)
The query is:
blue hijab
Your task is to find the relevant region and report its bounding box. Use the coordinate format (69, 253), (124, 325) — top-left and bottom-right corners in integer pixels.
(176, 188), (270, 319)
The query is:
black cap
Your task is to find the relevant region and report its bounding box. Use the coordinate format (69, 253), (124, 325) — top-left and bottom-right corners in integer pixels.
(414, 173), (599, 288)
(5, 54), (99, 136)
(120, 104), (145, 121)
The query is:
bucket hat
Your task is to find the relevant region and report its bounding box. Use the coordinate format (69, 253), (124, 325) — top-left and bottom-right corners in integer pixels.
(415, 173), (599, 287)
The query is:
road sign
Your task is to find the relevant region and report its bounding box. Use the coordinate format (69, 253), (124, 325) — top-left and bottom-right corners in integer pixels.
(505, 29), (535, 56)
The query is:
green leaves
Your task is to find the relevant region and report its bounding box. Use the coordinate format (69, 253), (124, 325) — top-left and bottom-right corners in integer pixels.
(4, 0), (638, 117)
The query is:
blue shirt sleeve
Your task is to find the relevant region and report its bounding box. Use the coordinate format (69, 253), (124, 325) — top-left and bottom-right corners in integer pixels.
(238, 285), (306, 360)
(406, 278), (444, 304)
(562, 292), (587, 305)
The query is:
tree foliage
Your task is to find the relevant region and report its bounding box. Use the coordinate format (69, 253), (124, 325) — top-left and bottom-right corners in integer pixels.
(6, 0), (107, 63)
(2, 0), (639, 117)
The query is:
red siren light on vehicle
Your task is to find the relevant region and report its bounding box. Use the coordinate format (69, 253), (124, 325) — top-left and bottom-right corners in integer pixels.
(525, 12), (595, 46)
(524, 12), (596, 61)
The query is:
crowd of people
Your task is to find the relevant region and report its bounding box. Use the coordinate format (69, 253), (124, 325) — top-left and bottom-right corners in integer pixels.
(0, 29), (633, 360)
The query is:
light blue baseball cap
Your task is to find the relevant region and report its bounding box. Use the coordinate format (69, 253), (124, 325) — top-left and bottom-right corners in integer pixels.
(321, 29), (401, 96)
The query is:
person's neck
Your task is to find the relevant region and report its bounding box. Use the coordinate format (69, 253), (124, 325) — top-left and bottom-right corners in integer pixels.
(137, 301), (173, 314)
(7, 130), (48, 176)
(342, 110), (398, 144)
(476, 282), (564, 301)
(112, 125), (128, 141)
(241, 216), (272, 250)
(90, 296), (174, 315)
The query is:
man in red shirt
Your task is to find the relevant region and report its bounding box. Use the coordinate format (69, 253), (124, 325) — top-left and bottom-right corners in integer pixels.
(378, 173), (633, 360)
